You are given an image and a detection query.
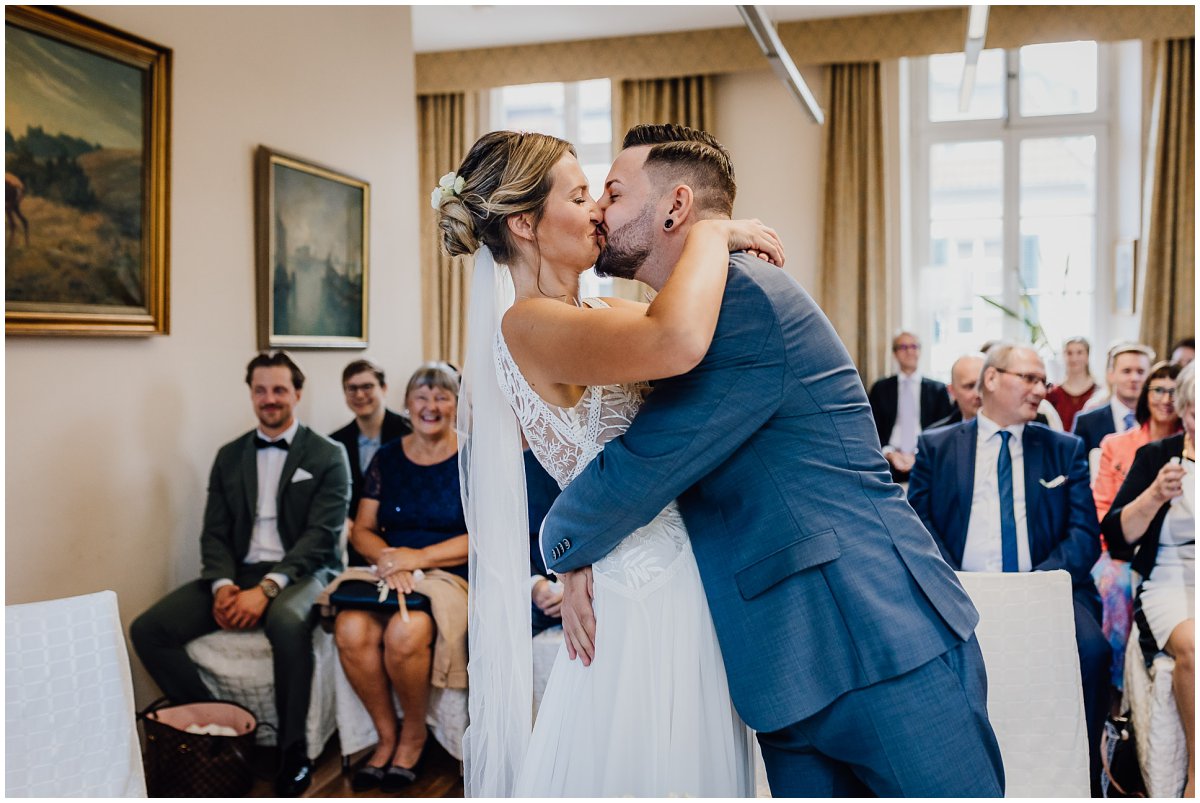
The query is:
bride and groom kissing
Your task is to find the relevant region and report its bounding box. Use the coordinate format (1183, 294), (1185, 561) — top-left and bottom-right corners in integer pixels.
(435, 124), (1005, 797)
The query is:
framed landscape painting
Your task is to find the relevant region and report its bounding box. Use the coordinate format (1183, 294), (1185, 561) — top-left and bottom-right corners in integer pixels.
(256, 146), (369, 349)
(5, 6), (171, 336)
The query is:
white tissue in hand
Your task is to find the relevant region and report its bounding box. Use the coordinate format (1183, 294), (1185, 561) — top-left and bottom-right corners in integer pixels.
(184, 723), (240, 737)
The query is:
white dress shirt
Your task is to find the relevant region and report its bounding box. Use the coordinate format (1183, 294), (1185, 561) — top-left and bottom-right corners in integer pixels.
(886, 371), (923, 453)
(1109, 397), (1137, 433)
(962, 413), (1033, 573)
(212, 419), (298, 593)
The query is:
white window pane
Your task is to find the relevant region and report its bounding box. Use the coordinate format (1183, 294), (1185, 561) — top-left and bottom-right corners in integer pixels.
(928, 49), (1004, 122)
(498, 82), (565, 136)
(1020, 137), (1096, 217)
(577, 79), (612, 145)
(930, 141), (1003, 220)
(924, 218), (1005, 376)
(1019, 41), (1097, 117)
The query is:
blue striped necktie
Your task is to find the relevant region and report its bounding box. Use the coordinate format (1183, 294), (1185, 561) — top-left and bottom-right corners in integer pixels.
(997, 430), (1019, 572)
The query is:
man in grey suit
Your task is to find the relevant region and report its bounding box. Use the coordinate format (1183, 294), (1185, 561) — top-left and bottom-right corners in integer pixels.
(130, 352), (350, 796)
(542, 125), (1004, 796)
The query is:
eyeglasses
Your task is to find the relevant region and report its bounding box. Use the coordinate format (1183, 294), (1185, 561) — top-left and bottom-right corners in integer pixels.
(1149, 386), (1177, 398)
(995, 368), (1049, 389)
(344, 382), (379, 395)
(894, 344), (920, 352)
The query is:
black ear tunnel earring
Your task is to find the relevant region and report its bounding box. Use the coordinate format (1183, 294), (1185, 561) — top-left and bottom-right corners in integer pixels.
(664, 219), (674, 229)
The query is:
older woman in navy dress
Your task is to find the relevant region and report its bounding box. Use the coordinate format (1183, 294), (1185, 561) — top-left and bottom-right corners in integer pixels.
(334, 363), (466, 793)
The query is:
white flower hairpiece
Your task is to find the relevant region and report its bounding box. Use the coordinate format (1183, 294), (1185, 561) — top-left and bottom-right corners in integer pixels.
(430, 171), (466, 210)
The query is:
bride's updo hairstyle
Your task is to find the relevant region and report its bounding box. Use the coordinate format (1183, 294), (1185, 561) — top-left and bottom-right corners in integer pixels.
(438, 130), (574, 263)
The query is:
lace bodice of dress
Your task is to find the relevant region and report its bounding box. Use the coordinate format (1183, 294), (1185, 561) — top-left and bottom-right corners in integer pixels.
(494, 300), (689, 595)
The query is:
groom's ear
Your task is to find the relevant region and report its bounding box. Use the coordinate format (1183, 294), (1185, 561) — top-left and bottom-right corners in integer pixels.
(666, 184), (695, 227)
(507, 212), (536, 244)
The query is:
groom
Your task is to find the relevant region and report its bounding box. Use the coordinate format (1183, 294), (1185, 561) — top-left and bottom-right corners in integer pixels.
(541, 125), (1005, 796)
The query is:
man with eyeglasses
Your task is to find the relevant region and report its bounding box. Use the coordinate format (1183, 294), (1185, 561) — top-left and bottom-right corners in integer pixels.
(907, 342), (1110, 795)
(868, 331), (953, 481)
(330, 359), (410, 563)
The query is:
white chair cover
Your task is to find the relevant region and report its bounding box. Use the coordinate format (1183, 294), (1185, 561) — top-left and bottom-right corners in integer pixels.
(955, 570), (1091, 797)
(6, 590), (147, 797)
(1125, 616), (1188, 797)
(184, 627), (337, 760)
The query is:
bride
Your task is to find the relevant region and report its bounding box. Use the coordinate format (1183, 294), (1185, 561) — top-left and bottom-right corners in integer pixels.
(435, 130), (783, 797)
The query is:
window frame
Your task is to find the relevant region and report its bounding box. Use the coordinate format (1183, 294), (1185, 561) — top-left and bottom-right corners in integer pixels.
(907, 43), (1114, 378)
(488, 79), (615, 298)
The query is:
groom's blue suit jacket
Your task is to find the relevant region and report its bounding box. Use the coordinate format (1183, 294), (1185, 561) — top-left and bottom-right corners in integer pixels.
(543, 253), (978, 732)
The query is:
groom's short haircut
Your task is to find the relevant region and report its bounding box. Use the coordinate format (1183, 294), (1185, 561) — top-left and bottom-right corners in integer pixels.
(622, 124), (736, 217)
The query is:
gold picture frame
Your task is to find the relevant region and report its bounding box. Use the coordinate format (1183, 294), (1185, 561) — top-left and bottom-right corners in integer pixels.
(255, 146), (369, 349)
(5, 5), (171, 336)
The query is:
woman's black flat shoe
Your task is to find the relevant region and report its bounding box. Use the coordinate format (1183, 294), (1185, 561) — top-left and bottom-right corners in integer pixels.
(379, 763), (419, 793)
(351, 764), (387, 792)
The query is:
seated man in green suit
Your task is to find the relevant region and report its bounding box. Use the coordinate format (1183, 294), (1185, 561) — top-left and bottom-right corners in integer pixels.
(131, 351), (350, 797)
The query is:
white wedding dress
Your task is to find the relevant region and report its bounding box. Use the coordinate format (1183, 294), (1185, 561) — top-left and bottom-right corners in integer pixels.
(494, 306), (754, 797)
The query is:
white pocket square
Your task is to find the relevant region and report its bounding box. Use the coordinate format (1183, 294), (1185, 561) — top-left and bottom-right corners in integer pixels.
(292, 467), (314, 483)
(1039, 475), (1067, 489)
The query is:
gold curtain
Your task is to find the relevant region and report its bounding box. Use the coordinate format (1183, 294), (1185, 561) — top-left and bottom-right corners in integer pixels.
(1138, 38), (1195, 357)
(819, 62), (891, 383)
(618, 74), (713, 133)
(418, 92), (478, 366)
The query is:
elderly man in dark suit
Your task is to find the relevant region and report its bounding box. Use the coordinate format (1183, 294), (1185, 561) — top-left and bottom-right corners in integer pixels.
(330, 359), (409, 562)
(868, 331), (953, 480)
(908, 342), (1110, 795)
(131, 352), (350, 796)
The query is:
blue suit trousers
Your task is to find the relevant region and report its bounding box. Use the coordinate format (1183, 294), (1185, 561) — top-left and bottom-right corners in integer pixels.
(757, 635), (1005, 797)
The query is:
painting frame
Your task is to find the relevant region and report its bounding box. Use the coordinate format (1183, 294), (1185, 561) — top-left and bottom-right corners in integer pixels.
(5, 5), (171, 336)
(255, 146), (370, 350)
(1113, 238), (1137, 316)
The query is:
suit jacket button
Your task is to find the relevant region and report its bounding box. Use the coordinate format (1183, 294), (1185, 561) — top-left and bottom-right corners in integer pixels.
(563, 538), (571, 550)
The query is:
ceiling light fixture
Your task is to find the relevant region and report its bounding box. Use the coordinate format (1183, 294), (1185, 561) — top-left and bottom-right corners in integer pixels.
(737, 5), (824, 125)
(959, 5), (989, 112)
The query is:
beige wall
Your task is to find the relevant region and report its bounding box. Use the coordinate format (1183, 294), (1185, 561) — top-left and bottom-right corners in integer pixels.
(5, 5), (421, 704)
(714, 68), (826, 297)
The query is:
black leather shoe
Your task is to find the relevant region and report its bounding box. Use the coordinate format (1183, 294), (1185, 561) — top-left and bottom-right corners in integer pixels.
(351, 763), (386, 792)
(380, 742), (426, 794)
(276, 746), (313, 797)
(379, 764), (419, 794)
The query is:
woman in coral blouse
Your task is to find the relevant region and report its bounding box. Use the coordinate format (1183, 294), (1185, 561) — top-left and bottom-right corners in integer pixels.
(1094, 361), (1183, 519)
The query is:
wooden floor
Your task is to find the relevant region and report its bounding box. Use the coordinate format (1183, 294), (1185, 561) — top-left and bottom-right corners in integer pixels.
(246, 735), (770, 798)
(249, 740), (464, 798)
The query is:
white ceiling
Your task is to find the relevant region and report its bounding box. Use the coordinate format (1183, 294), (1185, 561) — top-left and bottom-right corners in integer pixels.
(411, 4), (948, 53)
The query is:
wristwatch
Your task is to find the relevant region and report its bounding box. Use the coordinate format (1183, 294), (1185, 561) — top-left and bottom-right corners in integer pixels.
(258, 578), (281, 600)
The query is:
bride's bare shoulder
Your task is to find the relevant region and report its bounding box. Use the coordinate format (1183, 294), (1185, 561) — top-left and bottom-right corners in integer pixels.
(501, 297), (561, 343)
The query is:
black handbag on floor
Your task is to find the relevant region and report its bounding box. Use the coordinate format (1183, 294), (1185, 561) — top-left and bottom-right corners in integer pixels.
(139, 698), (264, 797)
(1101, 714), (1146, 798)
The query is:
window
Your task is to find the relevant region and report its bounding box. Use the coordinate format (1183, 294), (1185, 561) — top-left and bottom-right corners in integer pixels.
(908, 42), (1108, 378)
(490, 79), (613, 298)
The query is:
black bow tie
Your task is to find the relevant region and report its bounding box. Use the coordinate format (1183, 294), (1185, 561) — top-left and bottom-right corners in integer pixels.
(255, 437), (289, 451)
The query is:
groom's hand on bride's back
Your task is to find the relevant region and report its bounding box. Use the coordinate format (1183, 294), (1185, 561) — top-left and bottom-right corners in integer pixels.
(559, 567), (597, 666)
